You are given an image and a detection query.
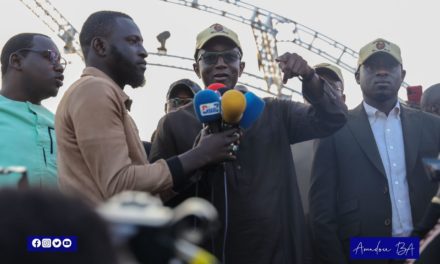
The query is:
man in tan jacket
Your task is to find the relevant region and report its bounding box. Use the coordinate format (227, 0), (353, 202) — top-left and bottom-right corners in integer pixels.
(56, 11), (239, 206)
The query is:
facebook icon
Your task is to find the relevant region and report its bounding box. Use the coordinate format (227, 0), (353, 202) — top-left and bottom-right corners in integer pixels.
(31, 238), (41, 248)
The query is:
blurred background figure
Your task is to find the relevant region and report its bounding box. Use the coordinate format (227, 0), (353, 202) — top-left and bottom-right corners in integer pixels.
(145, 79), (201, 156)
(313, 62), (345, 102)
(292, 62), (345, 215)
(165, 78), (201, 113)
(0, 33), (65, 188)
(146, 78), (201, 153)
(0, 189), (116, 264)
(421, 83), (440, 116)
(291, 62), (345, 264)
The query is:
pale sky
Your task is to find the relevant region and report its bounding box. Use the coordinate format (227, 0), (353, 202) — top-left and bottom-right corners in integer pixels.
(1, 0), (439, 140)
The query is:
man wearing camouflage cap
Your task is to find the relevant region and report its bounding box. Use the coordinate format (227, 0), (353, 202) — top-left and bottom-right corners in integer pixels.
(310, 38), (440, 264)
(293, 62), (345, 215)
(151, 23), (348, 264)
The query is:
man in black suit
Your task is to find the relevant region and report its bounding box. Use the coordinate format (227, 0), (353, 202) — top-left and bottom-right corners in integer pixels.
(310, 38), (440, 264)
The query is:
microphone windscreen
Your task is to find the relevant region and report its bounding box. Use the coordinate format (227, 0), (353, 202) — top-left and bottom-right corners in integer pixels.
(207, 83), (226, 91)
(193, 90), (221, 124)
(240, 92), (265, 129)
(221, 90), (246, 124)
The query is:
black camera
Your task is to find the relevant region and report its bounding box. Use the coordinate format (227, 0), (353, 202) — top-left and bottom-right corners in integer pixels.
(422, 157), (440, 182)
(98, 191), (220, 264)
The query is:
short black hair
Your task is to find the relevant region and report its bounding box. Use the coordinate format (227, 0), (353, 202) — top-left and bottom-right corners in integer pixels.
(0, 189), (117, 264)
(79, 11), (132, 59)
(1, 33), (48, 76)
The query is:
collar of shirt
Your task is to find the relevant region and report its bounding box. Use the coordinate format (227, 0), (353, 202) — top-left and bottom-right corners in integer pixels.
(363, 100), (401, 123)
(81, 67), (133, 111)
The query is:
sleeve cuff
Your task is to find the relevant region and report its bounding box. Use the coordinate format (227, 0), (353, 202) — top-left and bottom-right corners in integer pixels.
(166, 156), (186, 192)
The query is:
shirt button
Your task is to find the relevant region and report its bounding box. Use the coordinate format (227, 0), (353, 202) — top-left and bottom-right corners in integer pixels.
(390, 146), (394, 150)
(237, 165), (241, 170)
(386, 129), (391, 132)
(392, 163), (397, 167)
(395, 181), (399, 185)
(384, 218), (391, 226)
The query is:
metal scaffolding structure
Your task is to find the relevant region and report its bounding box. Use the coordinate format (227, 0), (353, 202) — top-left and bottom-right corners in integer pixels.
(157, 0), (409, 88)
(18, 0), (409, 98)
(19, 0), (83, 60)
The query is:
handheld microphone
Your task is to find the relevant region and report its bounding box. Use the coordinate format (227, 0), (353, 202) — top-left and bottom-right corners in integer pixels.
(193, 90), (222, 133)
(221, 89), (246, 125)
(239, 91), (266, 129)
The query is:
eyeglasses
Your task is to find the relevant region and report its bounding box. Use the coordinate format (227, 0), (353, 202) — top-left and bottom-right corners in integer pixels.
(197, 50), (241, 65)
(167, 98), (193, 108)
(14, 49), (67, 70)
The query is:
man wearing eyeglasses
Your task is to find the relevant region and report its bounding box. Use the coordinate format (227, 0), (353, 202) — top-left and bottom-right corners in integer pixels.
(165, 79), (201, 113)
(144, 79), (201, 156)
(150, 23), (348, 264)
(0, 33), (65, 188)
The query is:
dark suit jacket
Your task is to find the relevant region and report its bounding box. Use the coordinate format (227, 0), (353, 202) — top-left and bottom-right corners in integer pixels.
(310, 103), (440, 264)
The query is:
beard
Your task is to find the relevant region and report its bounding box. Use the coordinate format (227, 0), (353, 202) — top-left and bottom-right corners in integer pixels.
(110, 45), (146, 88)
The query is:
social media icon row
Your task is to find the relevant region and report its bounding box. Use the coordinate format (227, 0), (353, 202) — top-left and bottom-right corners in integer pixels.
(31, 238), (72, 249)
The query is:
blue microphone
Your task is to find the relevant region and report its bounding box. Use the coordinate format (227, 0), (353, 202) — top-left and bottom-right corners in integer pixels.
(239, 91), (265, 129)
(193, 89), (222, 133)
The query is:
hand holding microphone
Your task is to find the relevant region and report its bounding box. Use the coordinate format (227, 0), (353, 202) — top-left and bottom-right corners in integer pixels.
(196, 128), (241, 163)
(192, 84), (265, 162)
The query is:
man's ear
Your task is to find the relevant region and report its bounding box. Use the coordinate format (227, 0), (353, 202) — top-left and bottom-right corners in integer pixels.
(91, 37), (107, 57)
(355, 70), (361, 85)
(8, 53), (23, 71)
(193, 62), (201, 79)
(238, 61), (245, 77)
(401, 68), (406, 82)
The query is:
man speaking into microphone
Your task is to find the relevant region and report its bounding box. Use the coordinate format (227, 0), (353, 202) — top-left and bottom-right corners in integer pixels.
(150, 23), (348, 264)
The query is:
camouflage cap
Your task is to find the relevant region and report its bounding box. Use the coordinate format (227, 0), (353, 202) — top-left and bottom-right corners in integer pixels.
(194, 23), (242, 60)
(358, 38), (402, 66)
(314, 63), (344, 83)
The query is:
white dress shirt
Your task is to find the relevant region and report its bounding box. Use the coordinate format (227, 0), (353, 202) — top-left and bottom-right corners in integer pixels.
(363, 101), (413, 237)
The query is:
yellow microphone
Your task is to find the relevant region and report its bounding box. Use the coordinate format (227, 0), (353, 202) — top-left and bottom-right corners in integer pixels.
(221, 89), (246, 124)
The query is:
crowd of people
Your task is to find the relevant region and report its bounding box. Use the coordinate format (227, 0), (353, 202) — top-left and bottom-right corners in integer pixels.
(0, 9), (440, 264)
